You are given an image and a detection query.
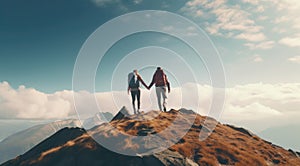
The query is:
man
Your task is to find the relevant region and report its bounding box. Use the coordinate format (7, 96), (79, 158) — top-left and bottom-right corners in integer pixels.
(148, 67), (170, 112)
(128, 69), (148, 114)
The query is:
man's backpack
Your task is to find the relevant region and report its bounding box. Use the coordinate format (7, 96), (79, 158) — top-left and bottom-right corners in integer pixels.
(155, 70), (167, 86)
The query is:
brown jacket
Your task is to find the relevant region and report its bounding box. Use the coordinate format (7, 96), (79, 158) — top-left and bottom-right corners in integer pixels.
(149, 69), (170, 91)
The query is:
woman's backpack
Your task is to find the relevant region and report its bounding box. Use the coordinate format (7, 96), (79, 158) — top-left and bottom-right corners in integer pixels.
(128, 73), (140, 88)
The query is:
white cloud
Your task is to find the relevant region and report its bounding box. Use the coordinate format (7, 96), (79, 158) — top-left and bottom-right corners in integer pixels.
(257, 16), (268, 21)
(293, 22), (300, 29)
(205, 24), (220, 35)
(272, 27), (286, 34)
(90, 0), (119, 7)
(244, 40), (275, 50)
(210, 5), (262, 32)
(235, 32), (266, 42)
(182, 0), (300, 49)
(0, 82), (73, 119)
(204, 0), (227, 9)
(185, 0), (226, 9)
(181, 0), (266, 42)
(221, 83), (300, 131)
(279, 34), (300, 47)
(133, 0), (143, 5)
(185, 0), (205, 7)
(271, 0), (300, 11)
(257, 0), (300, 30)
(255, 5), (265, 13)
(224, 102), (281, 121)
(273, 16), (290, 24)
(195, 10), (203, 17)
(242, 0), (265, 13)
(161, 25), (200, 37)
(90, 0), (129, 11)
(288, 56), (300, 64)
(1, 81), (300, 133)
(253, 55), (263, 62)
(242, 0), (259, 5)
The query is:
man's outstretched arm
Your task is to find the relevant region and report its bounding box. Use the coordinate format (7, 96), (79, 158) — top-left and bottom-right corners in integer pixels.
(148, 73), (156, 89)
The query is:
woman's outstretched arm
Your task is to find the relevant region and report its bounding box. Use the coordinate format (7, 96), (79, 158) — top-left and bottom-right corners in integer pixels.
(137, 74), (149, 89)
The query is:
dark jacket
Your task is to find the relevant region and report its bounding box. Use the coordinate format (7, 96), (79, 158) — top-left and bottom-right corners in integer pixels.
(128, 73), (148, 91)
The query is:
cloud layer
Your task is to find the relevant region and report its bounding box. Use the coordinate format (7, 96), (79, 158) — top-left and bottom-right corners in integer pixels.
(1, 81), (300, 132)
(0, 82), (72, 119)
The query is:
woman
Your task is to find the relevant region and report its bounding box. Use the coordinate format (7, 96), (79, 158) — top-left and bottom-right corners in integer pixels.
(127, 69), (148, 114)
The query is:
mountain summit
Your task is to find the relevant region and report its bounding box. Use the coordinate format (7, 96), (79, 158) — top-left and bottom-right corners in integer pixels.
(2, 108), (300, 166)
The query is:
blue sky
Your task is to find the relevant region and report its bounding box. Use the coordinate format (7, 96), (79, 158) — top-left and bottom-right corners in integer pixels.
(0, 0), (188, 92)
(1, 0), (300, 93)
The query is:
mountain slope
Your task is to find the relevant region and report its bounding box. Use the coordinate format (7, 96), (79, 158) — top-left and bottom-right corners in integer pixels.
(2, 108), (300, 166)
(0, 119), (81, 164)
(2, 127), (196, 166)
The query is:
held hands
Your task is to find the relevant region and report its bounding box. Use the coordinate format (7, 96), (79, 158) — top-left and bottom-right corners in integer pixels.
(144, 84), (150, 90)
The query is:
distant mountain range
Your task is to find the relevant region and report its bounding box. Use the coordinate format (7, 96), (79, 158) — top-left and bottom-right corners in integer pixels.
(2, 108), (300, 166)
(83, 112), (113, 129)
(0, 120), (42, 142)
(0, 119), (81, 164)
(0, 112), (113, 164)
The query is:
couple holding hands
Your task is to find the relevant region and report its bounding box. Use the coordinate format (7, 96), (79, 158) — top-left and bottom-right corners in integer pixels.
(128, 67), (171, 114)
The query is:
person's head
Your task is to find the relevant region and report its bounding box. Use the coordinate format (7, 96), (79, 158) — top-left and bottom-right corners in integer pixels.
(157, 67), (162, 70)
(133, 69), (138, 75)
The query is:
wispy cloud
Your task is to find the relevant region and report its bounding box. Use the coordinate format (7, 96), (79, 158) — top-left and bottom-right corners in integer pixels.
(253, 54), (263, 62)
(181, 0), (300, 52)
(181, 0), (269, 45)
(270, 0), (300, 11)
(279, 34), (300, 47)
(235, 32), (266, 42)
(133, 0), (143, 5)
(90, 0), (131, 11)
(254, 5), (265, 13)
(273, 16), (290, 24)
(257, 16), (268, 21)
(90, 0), (144, 9)
(242, 0), (259, 5)
(288, 56), (300, 64)
(244, 40), (275, 50)
(272, 27), (286, 34)
(247, 0), (300, 30)
(90, 0), (120, 7)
